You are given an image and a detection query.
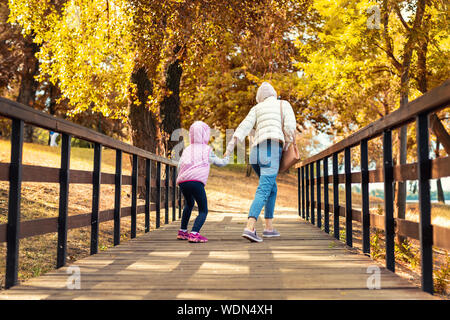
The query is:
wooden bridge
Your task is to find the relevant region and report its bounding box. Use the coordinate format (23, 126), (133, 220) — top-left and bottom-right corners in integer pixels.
(0, 80), (449, 300)
(0, 213), (434, 299)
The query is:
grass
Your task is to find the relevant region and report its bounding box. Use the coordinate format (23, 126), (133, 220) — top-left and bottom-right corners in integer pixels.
(0, 139), (449, 298)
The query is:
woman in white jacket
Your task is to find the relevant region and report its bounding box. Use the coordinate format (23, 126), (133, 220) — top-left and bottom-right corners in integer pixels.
(225, 82), (296, 242)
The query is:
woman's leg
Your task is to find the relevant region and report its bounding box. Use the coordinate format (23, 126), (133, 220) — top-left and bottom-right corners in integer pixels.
(263, 181), (277, 230)
(190, 182), (208, 233)
(263, 144), (282, 232)
(247, 141), (280, 222)
(246, 141), (282, 234)
(247, 146), (260, 231)
(180, 183), (195, 230)
(248, 174), (277, 223)
(264, 181), (277, 218)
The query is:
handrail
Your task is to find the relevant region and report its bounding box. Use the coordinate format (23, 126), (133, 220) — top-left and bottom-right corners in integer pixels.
(0, 97), (181, 289)
(0, 97), (177, 166)
(295, 79), (450, 295)
(297, 79), (450, 167)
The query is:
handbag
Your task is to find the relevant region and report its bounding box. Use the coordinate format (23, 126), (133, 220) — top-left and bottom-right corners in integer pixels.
(279, 100), (300, 173)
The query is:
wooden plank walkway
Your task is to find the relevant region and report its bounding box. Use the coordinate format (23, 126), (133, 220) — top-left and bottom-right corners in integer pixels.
(0, 212), (435, 300)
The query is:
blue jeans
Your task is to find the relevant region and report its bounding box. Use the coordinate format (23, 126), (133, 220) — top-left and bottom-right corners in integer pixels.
(248, 140), (282, 221)
(179, 181), (208, 232)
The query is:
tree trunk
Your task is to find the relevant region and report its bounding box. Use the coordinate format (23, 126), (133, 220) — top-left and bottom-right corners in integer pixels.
(435, 141), (445, 204)
(128, 66), (163, 200)
(129, 67), (161, 154)
(160, 52), (183, 155)
(430, 114), (450, 154)
(16, 36), (39, 143)
(394, 88), (408, 246)
(246, 164), (253, 177)
(47, 82), (58, 145)
(393, 0), (427, 245)
(415, 11), (445, 205)
(436, 178), (445, 204)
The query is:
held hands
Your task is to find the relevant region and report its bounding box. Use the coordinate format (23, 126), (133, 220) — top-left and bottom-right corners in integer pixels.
(224, 136), (237, 158)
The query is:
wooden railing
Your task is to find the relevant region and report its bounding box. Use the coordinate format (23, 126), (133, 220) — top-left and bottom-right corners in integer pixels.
(296, 79), (450, 294)
(0, 97), (181, 289)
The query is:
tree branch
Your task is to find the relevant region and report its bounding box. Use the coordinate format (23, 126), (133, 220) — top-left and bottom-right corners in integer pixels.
(430, 113), (450, 154)
(372, 41), (402, 73)
(394, 4), (410, 32)
(380, 0), (402, 73)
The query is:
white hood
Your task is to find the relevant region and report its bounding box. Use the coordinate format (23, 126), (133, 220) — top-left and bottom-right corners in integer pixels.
(256, 82), (277, 104)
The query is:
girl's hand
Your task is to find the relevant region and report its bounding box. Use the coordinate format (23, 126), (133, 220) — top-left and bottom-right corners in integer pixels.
(224, 137), (237, 157)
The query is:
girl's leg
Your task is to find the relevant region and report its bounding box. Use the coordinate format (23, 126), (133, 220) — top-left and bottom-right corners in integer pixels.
(190, 182), (208, 233)
(180, 183), (195, 230)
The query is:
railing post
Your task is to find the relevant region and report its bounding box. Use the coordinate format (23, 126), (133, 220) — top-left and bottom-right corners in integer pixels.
(383, 129), (395, 272)
(57, 133), (71, 268)
(310, 163), (315, 225)
(361, 139), (370, 255)
(297, 167), (301, 217)
(344, 147), (352, 247)
(165, 164), (170, 224)
(323, 156), (329, 233)
(333, 152), (339, 239)
(172, 166), (176, 221)
(90, 142), (102, 255)
(114, 150), (122, 245)
(416, 113), (433, 294)
(145, 159), (151, 233)
(305, 164), (310, 221)
(156, 161), (161, 228)
(131, 154), (138, 238)
(301, 166), (305, 219)
(5, 118), (24, 289)
(316, 160), (321, 228)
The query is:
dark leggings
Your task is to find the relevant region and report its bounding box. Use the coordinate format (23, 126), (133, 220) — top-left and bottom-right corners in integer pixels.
(179, 181), (208, 232)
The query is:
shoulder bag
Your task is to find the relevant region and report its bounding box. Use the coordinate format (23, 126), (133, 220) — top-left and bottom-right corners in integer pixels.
(279, 100), (300, 173)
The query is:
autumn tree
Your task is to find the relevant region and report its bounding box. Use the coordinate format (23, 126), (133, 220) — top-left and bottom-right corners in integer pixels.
(8, 0), (265, 154)
(411, 0), (450, 203)
(295, 0), (449, 242)
(1, 1), (42, 141)
(294, 0), (403, 167)
(181, 1), (316, 140)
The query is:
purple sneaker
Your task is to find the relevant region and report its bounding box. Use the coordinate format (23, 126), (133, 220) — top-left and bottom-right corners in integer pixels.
(177, 230), (189, 240)
(262, 229), (280, 238)
(242, 228), (263, 242)
(188, 232), (208, 243)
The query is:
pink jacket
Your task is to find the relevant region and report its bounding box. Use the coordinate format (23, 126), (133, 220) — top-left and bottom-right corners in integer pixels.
(176, 121), (212, 185)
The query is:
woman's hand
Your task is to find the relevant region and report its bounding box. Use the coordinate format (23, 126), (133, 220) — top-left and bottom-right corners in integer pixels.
(224, 137), (237, 158)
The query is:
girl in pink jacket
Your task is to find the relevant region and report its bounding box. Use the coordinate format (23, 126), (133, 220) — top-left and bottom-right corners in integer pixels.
(176, 121), (229, 243)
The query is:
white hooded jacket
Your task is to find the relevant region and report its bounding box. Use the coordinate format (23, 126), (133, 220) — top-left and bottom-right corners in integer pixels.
(228, 82), (297, 152)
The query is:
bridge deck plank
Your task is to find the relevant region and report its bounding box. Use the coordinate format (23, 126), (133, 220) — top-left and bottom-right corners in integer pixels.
(0, 213), (435, 300)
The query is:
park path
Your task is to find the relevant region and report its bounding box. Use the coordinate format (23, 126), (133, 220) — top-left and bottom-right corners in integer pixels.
(0, 212), (434, 300)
